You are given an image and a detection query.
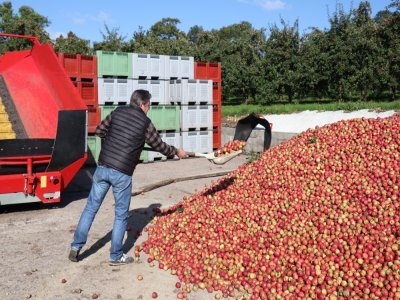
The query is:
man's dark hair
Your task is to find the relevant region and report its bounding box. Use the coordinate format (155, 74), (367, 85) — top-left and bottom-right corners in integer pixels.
(130, 90), (151, 107)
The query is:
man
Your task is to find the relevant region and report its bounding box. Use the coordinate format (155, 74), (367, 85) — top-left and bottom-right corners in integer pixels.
(69, 89), (187, 266)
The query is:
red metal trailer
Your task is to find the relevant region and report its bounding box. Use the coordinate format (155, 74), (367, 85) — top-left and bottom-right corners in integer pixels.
(0, 34), (88, 205)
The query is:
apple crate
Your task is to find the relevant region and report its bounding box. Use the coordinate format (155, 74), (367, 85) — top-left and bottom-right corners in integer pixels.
(98, 78), (133, 105)
(132, 79), (168, 105)
(148, 105), (180, 131)
(87, 135), (101, 164)
(194, 62), (221, 83)
(165, 55), (194, 79)
(181, 130), (212, 153)
(132, 53), (166, 79)
(160, 132), (181, 159)
(181, 105), (212, 131)
(180, 56), (194, 79)
(140, 148), (149, 163)
(213, 82), (221, 105)
(170, 79), (212, 104)
(100, 105), (117, 120)
(96, 50), (132, 78)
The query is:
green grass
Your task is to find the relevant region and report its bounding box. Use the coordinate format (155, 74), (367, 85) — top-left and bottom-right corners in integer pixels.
(222, 100), (400, 116)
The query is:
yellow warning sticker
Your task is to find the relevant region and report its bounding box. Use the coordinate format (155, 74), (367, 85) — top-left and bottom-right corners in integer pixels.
(41, 176), (47, 188)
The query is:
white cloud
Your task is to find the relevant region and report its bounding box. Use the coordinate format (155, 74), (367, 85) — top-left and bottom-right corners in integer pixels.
(91, 11), (113, 23)
(238, 0), (287, 11)
(261, 0), (286, 10)
(48, 30), (66, 40)
(70, 11), (114, 26)
(72, 17), (86, 25)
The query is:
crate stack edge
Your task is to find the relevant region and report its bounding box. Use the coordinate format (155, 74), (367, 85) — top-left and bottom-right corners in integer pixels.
(58, 52), (100, 164)
(194, 62), (222, 150)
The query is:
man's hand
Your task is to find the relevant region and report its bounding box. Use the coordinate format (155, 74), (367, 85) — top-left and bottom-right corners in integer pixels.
(176, 148), (187, 159)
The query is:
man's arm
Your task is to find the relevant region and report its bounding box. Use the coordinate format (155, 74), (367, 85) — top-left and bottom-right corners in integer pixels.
(145, 122), (177, 158)
(95, 114), (112, 139)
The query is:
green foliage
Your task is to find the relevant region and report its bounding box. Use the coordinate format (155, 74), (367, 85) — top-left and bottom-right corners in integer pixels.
(93, 24), (127, 52)
(0, 1), (398, 104)
(0, 1), (50, 54)
(52, 32), (90, 54)
(222, 100), (400, 116)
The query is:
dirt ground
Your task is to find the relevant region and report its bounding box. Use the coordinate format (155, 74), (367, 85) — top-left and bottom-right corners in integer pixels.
(0, 155), (247, 300)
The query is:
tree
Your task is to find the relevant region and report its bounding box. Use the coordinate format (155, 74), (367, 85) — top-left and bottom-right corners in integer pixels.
(375, 0), (400, 99)
(53, 31), (90, 54)
(264, 19), (300, 102)
(325, 3), (354, 101)
(93, 24), (127, 52)
(194, 22), (267, 104)
(347, 1), (381, 100)
(187, 25), (205, 43)
(298, 28), (330, 99)
(0, 2), (50, 54)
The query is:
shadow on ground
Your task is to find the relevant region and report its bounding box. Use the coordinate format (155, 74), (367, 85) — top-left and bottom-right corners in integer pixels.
(77, 203), (161, 261)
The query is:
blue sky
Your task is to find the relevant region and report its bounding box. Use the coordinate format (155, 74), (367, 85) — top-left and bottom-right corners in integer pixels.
(10, 0), (392, 42)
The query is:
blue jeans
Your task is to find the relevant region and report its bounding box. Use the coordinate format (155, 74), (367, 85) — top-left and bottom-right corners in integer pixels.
(71, 165), (132, 261)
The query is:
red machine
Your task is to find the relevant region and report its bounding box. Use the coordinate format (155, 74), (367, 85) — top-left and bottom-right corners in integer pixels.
(0, 33), (88, 205)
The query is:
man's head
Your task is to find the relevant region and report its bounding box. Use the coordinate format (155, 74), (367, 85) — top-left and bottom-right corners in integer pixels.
(130, 89), (151, 114)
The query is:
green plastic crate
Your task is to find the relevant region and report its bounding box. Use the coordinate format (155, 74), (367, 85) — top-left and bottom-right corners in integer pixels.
(148, 106), (180, 131)
(101, 105), (117, 120)
(87, 135), (101, 164)
(140, 146), (149, 163)
(147, 106), (163, 129)
(96, 50), (133, 78)
(162, 106), (180, 131)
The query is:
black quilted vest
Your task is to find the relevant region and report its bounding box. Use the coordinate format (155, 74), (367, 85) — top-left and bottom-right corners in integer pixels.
(98, 105), (150, 175)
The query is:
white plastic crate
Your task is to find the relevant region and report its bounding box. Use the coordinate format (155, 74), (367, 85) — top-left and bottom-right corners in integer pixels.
(160, 132), (181, 159)
(132, 79), (168, 104)
(168, 79), (176, 103)
(181, 105), (213, 130)
(148, 146), (165, 161)
(181, 105), (198, 131)
(169, 79), (212, 104)
(148, 132), (181, 161)
(98, 78), (133, 104)
(132, 53), (166, 79)
(180, 56), (194, 79)
(198, 105), (213, 129)
(165, 55), (194, 79)
(197, 80), (213, 104)
(181, 131), (212, 153)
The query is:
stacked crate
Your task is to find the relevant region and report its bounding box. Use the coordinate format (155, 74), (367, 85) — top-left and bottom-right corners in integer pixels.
(58, 53), (100, 163)
(194, 62), (222, 150)
(60, 50), (218, 164)
(169, 79), (213, 154)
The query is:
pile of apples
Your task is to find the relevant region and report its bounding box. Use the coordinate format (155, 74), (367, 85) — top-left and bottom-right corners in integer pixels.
(141, 115), (400, 299)
(214, 140), (247, 157)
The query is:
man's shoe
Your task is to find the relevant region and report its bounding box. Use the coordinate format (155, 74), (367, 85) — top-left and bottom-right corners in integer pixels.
(68, 248), (80, 262)
(109, 253), (134, 266)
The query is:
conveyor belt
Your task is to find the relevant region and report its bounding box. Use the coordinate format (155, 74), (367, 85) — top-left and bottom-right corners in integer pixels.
(0, 76), (27, 139)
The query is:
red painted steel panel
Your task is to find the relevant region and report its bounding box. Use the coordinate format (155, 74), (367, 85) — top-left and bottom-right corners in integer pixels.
(1, 43), (86, 138)
(0, 35), (88, 204)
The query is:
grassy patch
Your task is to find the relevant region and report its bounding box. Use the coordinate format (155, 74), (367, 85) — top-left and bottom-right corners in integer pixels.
(222, 100), (400, 117)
